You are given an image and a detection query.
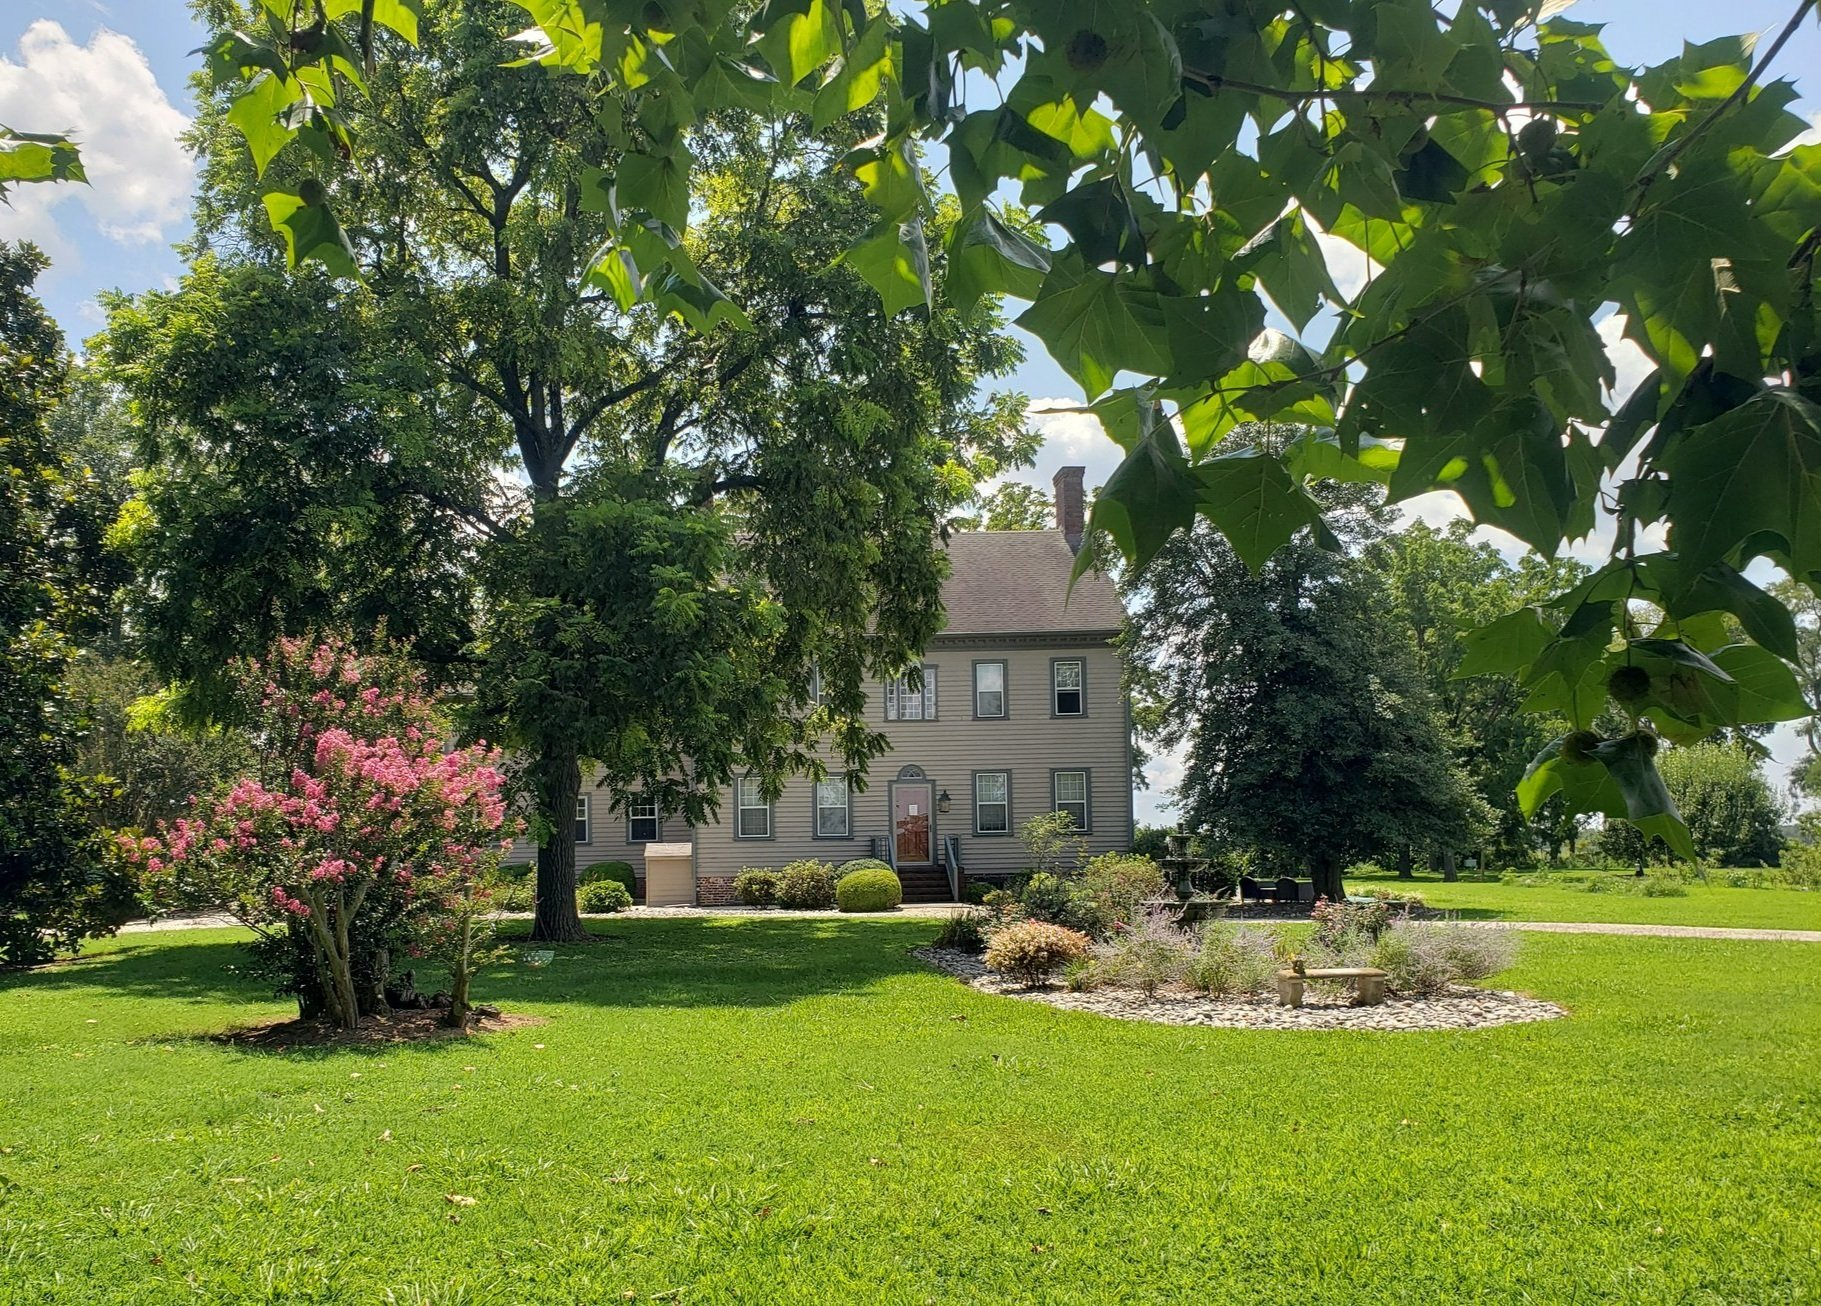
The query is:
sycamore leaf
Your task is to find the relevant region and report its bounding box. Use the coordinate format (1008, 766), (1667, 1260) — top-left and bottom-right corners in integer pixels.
(811, 17), (891, 129)
(1709, 643), (1810, 723)
(614, 146), (693, 231)
(263, 189), (358, 276)
(755, 0), (841, 87)
(1084, 413), (1199, 575)
(1015, 256), (1168, 398)
(1455, 606), (1553, 679)
(226, 73), (300, 176)
(0, 127), (85, 196)
(1193, 452), (1324, 571)
(1662, 388), (1821, 579)
(843, 219), (931, 315)
(1518, 735), (1628, 820)
(945, 209), (1048, 316)
(1588, 734), (1696, 860)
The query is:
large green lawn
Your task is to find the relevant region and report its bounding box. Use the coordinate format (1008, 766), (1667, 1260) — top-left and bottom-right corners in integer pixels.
(3, 920), (1819, 1304)
(1350, 867), (1821, 930)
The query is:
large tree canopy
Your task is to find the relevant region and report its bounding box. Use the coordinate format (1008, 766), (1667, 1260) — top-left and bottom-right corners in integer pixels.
(184, 0), (1821, 857)
(114, 0), (1032, 941)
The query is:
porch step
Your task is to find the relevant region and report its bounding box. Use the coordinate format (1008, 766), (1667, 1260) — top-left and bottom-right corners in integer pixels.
(895, 867), (954, 904)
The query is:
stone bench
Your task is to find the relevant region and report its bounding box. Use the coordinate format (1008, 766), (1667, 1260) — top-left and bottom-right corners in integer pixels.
(1276, 966), (1388, 1008)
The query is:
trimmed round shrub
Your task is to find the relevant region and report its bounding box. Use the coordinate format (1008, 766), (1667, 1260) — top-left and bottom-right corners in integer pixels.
(577, 879), (632, 914)
(734, 866), (779, 907)
(580, 860), (637, 896)
(836, 867), (903, 913)
(775, 859), (838, 910)
(983, 919), (1092, 987)
(838, 857), (893, 874)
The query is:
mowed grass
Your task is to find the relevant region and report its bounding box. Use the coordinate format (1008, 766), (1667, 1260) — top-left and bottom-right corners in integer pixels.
(1351, 867), (1821, 930)
(2, 920), (1819, 1305)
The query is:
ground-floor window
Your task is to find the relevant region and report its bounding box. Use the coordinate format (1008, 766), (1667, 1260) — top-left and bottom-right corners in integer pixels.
(814, 779), (850, 837)
(974, 771), (1010, 835)
(575, 794), (591, 843)
(1052, 770), (1089, 832)
(736, 776), (772, 839)
(627, 797), (660, 843)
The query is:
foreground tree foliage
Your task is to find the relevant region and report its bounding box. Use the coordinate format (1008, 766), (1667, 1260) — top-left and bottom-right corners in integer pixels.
(118, 0), (1031, 940)
(1124, 458), (1484, 900)
(189, 0), (1821, 856)
(1596, 741), (1787, 869)
(0, 244), (137, 967)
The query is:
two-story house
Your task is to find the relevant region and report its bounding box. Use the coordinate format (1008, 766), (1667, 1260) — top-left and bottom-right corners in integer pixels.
(505, 466), (1134, 903)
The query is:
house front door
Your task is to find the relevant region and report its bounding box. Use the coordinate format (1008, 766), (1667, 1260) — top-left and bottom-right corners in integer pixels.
(892, 782), (933, 866)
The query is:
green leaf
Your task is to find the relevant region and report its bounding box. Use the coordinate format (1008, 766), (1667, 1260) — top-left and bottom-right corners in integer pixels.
(1015, 256), (1168, 398)
(1662, 388), (1821, 579)
(1282, 431), (1397, 486)
(0, 127), (85, 194)
(844, 219), (931, 315)
(1709, 644), (1810, 723)
(262, 189), (358, 277)
(324, 0), (422, 46)
(1193, 452), (1325, 571)
(1243, 212), (1341, 333)
(614, 146), (694, 231)
(944, 209), (1049, 316)
(1517, 735), (1627, 820)
(1085, 411), (1199, 571)
(811, 17), (890, 129)
(1455, 606), (1553, 679)
(755, 0), (841, 87)
(1588, 734), (1695, 861)
(1156, 290), (1266, 389)
(653, 271), (753, 334)
(226, 73), (300, 177)
(845, 135), (924, 221)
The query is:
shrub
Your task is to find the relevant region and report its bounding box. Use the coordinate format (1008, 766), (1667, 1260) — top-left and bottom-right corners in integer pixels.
(733, 867), (779, 907)
(1073, 852), (1169, 934)
(1191, 923), (1280, 996)
(963, 879), (993, 904)
(577, 880), (632, 914)
(836, 867), (903, 912)
(1640, 874), (1688, 897)
(838, 857), (893, 874)
(1016, 871), (1075, 926)
(1062, 956), (1100, 991)
(983, 919), (1092, 986)
(1356, 884), (1427, 909)
(775, 859), (838, 910)
(1310, 896), (1393, 949)
(580, 860), (637, 896)
(1093, 908), (1194, 996)
(1370, 921), (1518, 995)
(491, 878), (534, 912)
(933, 908), (993, 951)
(982, 888), (1017, 909)
(1018, 810), (1087, 877)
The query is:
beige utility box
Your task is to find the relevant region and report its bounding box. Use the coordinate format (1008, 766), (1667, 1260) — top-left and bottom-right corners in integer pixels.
(643, 842), (696, 907)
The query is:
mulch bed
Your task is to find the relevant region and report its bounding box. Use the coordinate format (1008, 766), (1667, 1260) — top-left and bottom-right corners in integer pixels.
(212, 1008), (546, 1049)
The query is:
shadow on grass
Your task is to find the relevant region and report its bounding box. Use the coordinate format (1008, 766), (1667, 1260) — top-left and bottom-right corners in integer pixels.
(0, 939), (274, 1006)
(2, 917), (943, 1057)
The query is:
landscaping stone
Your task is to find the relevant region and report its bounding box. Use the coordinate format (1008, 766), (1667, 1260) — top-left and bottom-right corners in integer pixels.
(915, 946), (1568, 1032)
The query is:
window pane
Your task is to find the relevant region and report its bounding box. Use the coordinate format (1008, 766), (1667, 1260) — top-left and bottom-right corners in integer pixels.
(975, 772), (1007, 803)
(977, 803), (1008, 834)
(737, 807), (770, 838)
(900, 679), (923, 720)
(815, 780), (848, 837)
(975, 662), (1004, 716)
(1054, 772), (1087, 803)
(575, 796), (590, 843)
(1054, 661), (1083, 690)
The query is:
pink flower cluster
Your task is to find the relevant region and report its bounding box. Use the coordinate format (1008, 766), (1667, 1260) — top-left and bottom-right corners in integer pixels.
(125, 636), (518, 934)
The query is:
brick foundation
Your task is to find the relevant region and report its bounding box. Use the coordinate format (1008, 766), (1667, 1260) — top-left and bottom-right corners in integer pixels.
(695, 876), (737, 906)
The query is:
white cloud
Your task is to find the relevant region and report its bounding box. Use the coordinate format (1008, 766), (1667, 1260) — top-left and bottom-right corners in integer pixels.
(1793, 109), (1821, 148)
(0, 21), (193, 256)
(991, 398), (1128, 502)
(1595, 310), (1653, 408)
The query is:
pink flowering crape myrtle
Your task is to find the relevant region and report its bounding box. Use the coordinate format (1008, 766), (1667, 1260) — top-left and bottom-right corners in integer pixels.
(123, 634), (517, 1031)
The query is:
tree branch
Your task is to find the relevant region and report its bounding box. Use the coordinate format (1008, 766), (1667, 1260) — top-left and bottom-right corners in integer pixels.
(564, 368), (668, 444)
(1180, 68), (1603, 115)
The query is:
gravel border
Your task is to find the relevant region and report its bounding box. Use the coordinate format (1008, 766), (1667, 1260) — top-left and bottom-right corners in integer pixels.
(914, 946), (1568, 1032)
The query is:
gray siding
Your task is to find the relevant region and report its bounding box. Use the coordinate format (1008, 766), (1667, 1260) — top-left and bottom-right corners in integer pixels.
(504, 637), (1133, 889)
(694, 638), (1132, 880)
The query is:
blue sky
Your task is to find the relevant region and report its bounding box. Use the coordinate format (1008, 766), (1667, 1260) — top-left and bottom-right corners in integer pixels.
(4, 1), (1818, 822)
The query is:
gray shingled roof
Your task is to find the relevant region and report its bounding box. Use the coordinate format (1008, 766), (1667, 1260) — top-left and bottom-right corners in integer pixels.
(938, 529), (1124, 637)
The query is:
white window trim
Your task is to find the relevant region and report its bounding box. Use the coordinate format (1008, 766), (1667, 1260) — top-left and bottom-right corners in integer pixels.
(1052, 769), (1090, 832)
(575, 794), (591, 844)
(735, 777), (773, 840)
(973, 660), (1007, 719)
(626, 797), (660, 844)
(973, 770), (1010, 836)
(1052, 658), (1086, 717)
(885, 664), (938, 721)
(813, 779), (851, 839)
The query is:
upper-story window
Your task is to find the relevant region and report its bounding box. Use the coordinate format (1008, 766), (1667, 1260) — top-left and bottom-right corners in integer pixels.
(736, 776), (772, 839)
(884, 665), (937, 720)
(973, 660), (1006, 719)
(626, 798), (660, 843)
(808, 661), (824, 705)
(814, 779), (850, 837)
(575, 795), (592, 843)
(1052, 659), (1085, 716)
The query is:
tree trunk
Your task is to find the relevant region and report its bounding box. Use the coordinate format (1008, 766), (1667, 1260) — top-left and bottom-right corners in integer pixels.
(1440, 848), (1459, 882)
(1310, 851), (1345, 903)
(530, 744), (589, 942)
(1395, 847), (1414, 880)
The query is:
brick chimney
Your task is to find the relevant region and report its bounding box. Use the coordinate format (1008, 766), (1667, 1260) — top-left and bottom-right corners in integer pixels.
(1053, 465), (1086, 553)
